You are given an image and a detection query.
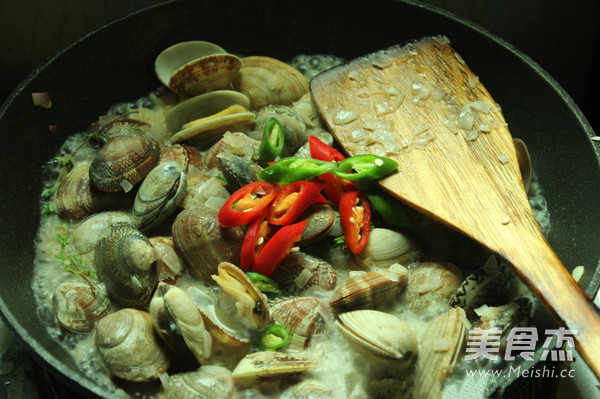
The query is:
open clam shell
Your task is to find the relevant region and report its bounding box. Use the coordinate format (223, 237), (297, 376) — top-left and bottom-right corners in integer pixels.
(232, 351), (314, 386)
(149, 236), (184, 283)
(166, 90), (254, 146)
(71, 211), (132, 254)
(155, 41), (241, 97)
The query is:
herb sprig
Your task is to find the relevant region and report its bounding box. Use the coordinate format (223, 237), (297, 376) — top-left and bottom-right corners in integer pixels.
(55, 231), (97, 293)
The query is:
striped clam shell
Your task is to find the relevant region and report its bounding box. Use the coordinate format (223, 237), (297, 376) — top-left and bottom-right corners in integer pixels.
(72, 211), (132, 254)
(269, 296), (332, 349)
(159, 144), (203, 173)
(329, 263), (408, 311)
(406, 261), (462, 313)
(270, 251), (337, 294)
(156, 365), (237, 399)
(132, 162), (187, 232)
(232, 351), (314, 386)
(52, 280), (110, 333)
(53, 163), (99, 221)
(281, 379), (334, 399)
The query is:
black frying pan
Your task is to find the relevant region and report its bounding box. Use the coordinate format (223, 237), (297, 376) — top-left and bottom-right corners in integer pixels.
(1, 0), (599, 397)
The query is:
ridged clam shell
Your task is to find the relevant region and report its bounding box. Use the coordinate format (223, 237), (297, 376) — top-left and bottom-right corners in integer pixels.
(337, 309), (418, 363)
(329, 264), (408, 310)
(149, 236), (184, 283)
(149, 283), (212, 363)
(406, 262), (462, 313)
(232, 351), (314, 386)
(156, 365), (237, 399)
(348, 228), (422, 270)
(132, 163), (187, 232)
(155, 41), (241, 96)
(159, 144), (203, 173)
(219, 154), (263, 192)
(172, 205), (244, 284)
(89, 135), (159, 192)
(53, 163), (99, 221)
(233, 56), (309, 110)
(270, 251), (337, 294)
(72, 211), (132, 254)
(52, 280), (110, 333)
(95, 222), (158, 307)
(281, 379), (334, 399)
(254, 105), (307, 156)
(413, 308), (470, 399)
(269, 296), (332, 349)
(89, 117), (155, 144)
(166, 90), (254, 146)
(96, 308), (171, 382)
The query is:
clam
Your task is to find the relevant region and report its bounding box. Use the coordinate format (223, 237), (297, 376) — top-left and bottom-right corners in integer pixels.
(149, 282), (212, 363)
(270, 251), (337, 294)
(337, 309), (418, 367)
(297, 203), (336, 245)
(219, 153), (263, 192)
(181, 173), (230, 210)
(149, 236), (184, 283)
(413, 308), (470, 399)
(348, 228), (422, 270)
(95, 308), (171, 382)
(166, 90), (255, 146)
(159, 144), (203, 173)
(329, 263), (408, 311)
(53, 163), (99, 221)
(291, 92), (324, 129)
(52, 279), (110, 333)
(156, 365), (237, 399)
(231, 351), (314, 386)
(269, 296), (332, 349)
(172, 205), (244, 284)
(95, 222), (158, 307)
(514, 138), (532, 193)
(71, 211), (132, 254)
(211, 262), (270, 331)
(155, 40), (241, 96)
(233, 56), (309, 110)
(202, 132), (260, 170)
(293, 128), (333, 158)
(131, 162), (187, 232)
(406, 261), (462, 313)
(281, 379), (334, 399)
(89, 135), (160, 192)
(254, 105), (307, 156)
(88, 116), (156, 144)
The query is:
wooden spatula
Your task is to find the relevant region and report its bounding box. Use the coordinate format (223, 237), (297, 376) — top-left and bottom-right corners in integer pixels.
(310, 36), (600, 379)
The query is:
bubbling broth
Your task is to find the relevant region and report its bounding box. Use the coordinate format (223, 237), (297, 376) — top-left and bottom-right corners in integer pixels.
(32, 41), (549, 399)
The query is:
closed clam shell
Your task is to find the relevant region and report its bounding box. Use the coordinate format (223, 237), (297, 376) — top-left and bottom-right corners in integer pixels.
(53, 163), (99, 221)
(406, 261), (462, 313)
(212, 262), (270, 331)
(89, 135), (160, 192)
(89, 116), (155, 144)
(132, 162), (187, 232)
(159, 144), (203, 173)
(254, 105), (307, 156)
(72, 211), (132, 254)
(281, 379), (334, 399)
(155, 41), (241, 96)
(96, 308), (171, 382)
(52, 280), (110, 333)
(269, 296), (332, 349)
(270, 251), (337, 294)
(337, 309), (417, 363)
(156, 365), (237, 399)
(232, 351), (314, 386)
(233, 56), (309, 110)
(149, 236), (184, 283)
(219, 153), (263, 192)
(297, 203), (336, 245)
(95, 222), (158, 307)
(413, 308), (469, 399)
(172, 205), (244, 284)
(348, 228), (421, 270)
(149, 282), (212, 363)
(329, 264), (408, 310)
(166, 90), (254, 146)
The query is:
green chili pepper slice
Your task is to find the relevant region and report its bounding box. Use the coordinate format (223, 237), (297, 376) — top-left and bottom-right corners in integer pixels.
(259, 118), (285, 164)
(259, 157), (338, 184)
(363, 187), (416, 233)
(332, 154), (398, 182)
(259, 324), (292, 351)
(246, 271), (286, 299)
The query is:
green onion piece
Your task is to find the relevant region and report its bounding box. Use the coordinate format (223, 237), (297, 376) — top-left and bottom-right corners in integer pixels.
(332, 154), (398, 182)
(259, 324), (292, 351)
(363, 187), (416, 233)
(259, 118), (285, 164)
(259, 157), (338, 184)
(246, 271), (286, 299)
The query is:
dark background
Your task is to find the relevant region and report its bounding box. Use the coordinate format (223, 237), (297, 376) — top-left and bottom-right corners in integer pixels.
(1, 0), (599, 132)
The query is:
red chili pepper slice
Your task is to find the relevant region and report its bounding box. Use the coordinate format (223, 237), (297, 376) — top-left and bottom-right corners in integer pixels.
(240, 214), (270, 270)
(218, 181), (278, 226)
(339, 189), (371, 254)
(266, 180), (325, 225)
(253, 220), (307, 277)
(309, 135), (356, 205)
